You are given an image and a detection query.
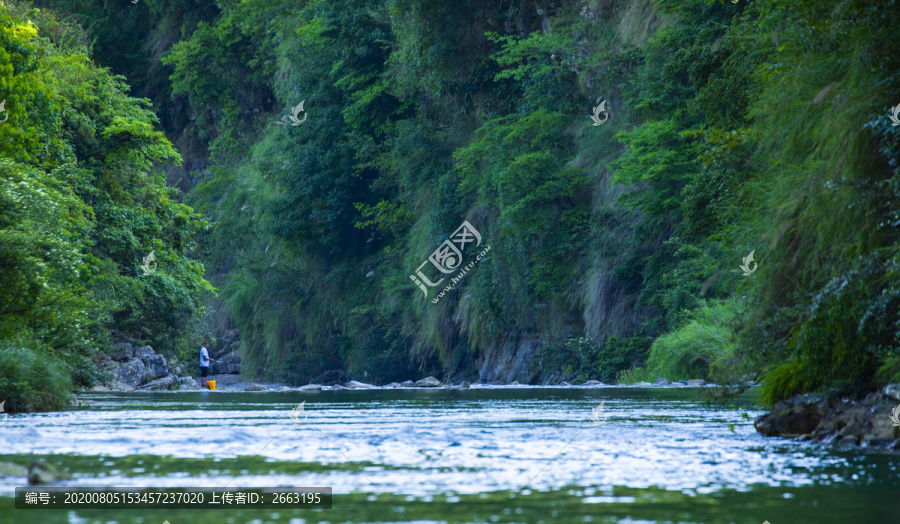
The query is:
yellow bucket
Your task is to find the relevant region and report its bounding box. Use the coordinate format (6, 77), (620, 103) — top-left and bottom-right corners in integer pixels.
(207, 380), (216, 390)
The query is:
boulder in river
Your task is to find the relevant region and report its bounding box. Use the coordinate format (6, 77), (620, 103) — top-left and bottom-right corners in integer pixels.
(415, 376), (441, 387)
(344, 380), (376, 389)
(686, 379), (705, 386)
(755, 394), (826, 437)
(300, 384), (323, 391)
(400, 380), (415, 387)
(461, 381), (470, 389)
(28, 461), (70, 485)
(244, 384), (268, 391)
(632, 381), (652, 387)
(654, 378), (670, 385)
(0, 462), (28, 478)
(385, 382), (401, 388)
(582, 380), (602, 386)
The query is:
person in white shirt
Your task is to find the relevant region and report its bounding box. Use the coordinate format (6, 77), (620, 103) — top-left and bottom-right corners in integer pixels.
(199, 343), (215, 387)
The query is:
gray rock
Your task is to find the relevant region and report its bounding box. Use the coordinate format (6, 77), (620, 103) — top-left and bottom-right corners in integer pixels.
(882, 383), (900, 401)
(0, 462), (28, 478)
(212, 351), (241, 374)
(117, 358), (148, 387)
(344, 380), (376, 389)
(654, 378), (670, 385)
(133, 345), (155, 359)
(400, 380), (415, 387)
(28, 462), (70, 485)
(415, 376), (441, 387)
(300, 384), (323, 391)
(686, 379), (706, 386)
(110, 342), (133, 361)
(754, 394), (825, 437)
(91, 385), (111, 392)
(461, 381), (470, 389)
(176, 377), (199, 390)
(561, 381), (571, 386)
(670, 381), (686, 387)
(137, 376), (176, 391)
(508, 381), (521, 386)
(331, 384), (347, 390)
(632, 381), (652, 387)
(385, 382), (401, 388)
(244, 384), (268, 391)
(98, 359), (120, 374)
(143, 354), (169, 380)
(582, 380), (602, 386)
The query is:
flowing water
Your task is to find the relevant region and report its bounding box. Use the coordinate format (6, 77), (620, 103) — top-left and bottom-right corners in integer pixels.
(0, 387), (897, 523)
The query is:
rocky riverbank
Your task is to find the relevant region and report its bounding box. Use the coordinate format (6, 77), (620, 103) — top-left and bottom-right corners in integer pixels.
(754, 384), (900, 447)
(93, 342), (199, 391)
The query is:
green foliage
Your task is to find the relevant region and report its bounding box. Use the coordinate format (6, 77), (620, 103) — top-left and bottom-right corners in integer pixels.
(643, 300), (743, 383)
(0, 2), (213, 407)
(35, 0), (900, 404)
(0, 345), (71, 413)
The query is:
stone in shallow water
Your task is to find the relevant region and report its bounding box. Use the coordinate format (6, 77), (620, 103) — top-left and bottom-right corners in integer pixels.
(300, 384), (323, 390)
(461, 381), (470, 389)
(632, 382), (652, 387)
(244, 384), (268, 391)
(400, 380), (415, 387)
(654, 378), (669, 385)
(686, 379), (705, 386)
(344, 380), (376, 389)
(386, 382), (401, 388)
(582, 380), (602, 386)
(0, 462), (27, 478)
(415, 376), (441, 387)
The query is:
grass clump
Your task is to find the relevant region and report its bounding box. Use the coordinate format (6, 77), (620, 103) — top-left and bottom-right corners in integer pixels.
(617, 300), (746, 384)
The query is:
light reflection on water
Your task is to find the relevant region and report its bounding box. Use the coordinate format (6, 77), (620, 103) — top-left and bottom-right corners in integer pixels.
(0, 387), (897, 523)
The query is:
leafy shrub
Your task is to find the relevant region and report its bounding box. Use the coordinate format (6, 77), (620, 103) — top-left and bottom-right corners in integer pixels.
(0, 345), (71, 413)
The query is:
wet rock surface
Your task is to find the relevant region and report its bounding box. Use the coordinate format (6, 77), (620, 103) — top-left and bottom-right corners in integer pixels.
(755, 385), (900, 447)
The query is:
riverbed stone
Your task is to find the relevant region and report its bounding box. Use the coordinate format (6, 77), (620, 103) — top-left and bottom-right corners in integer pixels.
(755, 394), (825, 436)
(415, 376), (441, 387)
(138, 376), (175, 391)
(28, 461), (70, 485)
(632, 381), (652, 387)
(686, 379), (705, 386)
(582, 380), (602, 386)
(176, 377), (199, 389)
(400, 380), (415, 387)
(461, 381), (470, 389)
(344, 380), (376, 389)
(300, 384), (323, 390)
(331, 384), (347, 390)
(0, 462), (27, 478)
(111, 342), (133, 361)
(654, 378), (670, 385)
(561, 381), (571, 386)
(244, 384), (268, 391)
(385, 382), (401, 388)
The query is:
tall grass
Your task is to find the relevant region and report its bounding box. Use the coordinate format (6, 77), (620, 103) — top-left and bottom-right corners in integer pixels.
(618, 300), (744, 384)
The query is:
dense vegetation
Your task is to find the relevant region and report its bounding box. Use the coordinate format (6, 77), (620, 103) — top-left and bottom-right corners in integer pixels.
(3, 0), (899, 408)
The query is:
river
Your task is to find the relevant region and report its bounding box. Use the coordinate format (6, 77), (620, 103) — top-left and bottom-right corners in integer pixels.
(0, 387), (897, 523)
